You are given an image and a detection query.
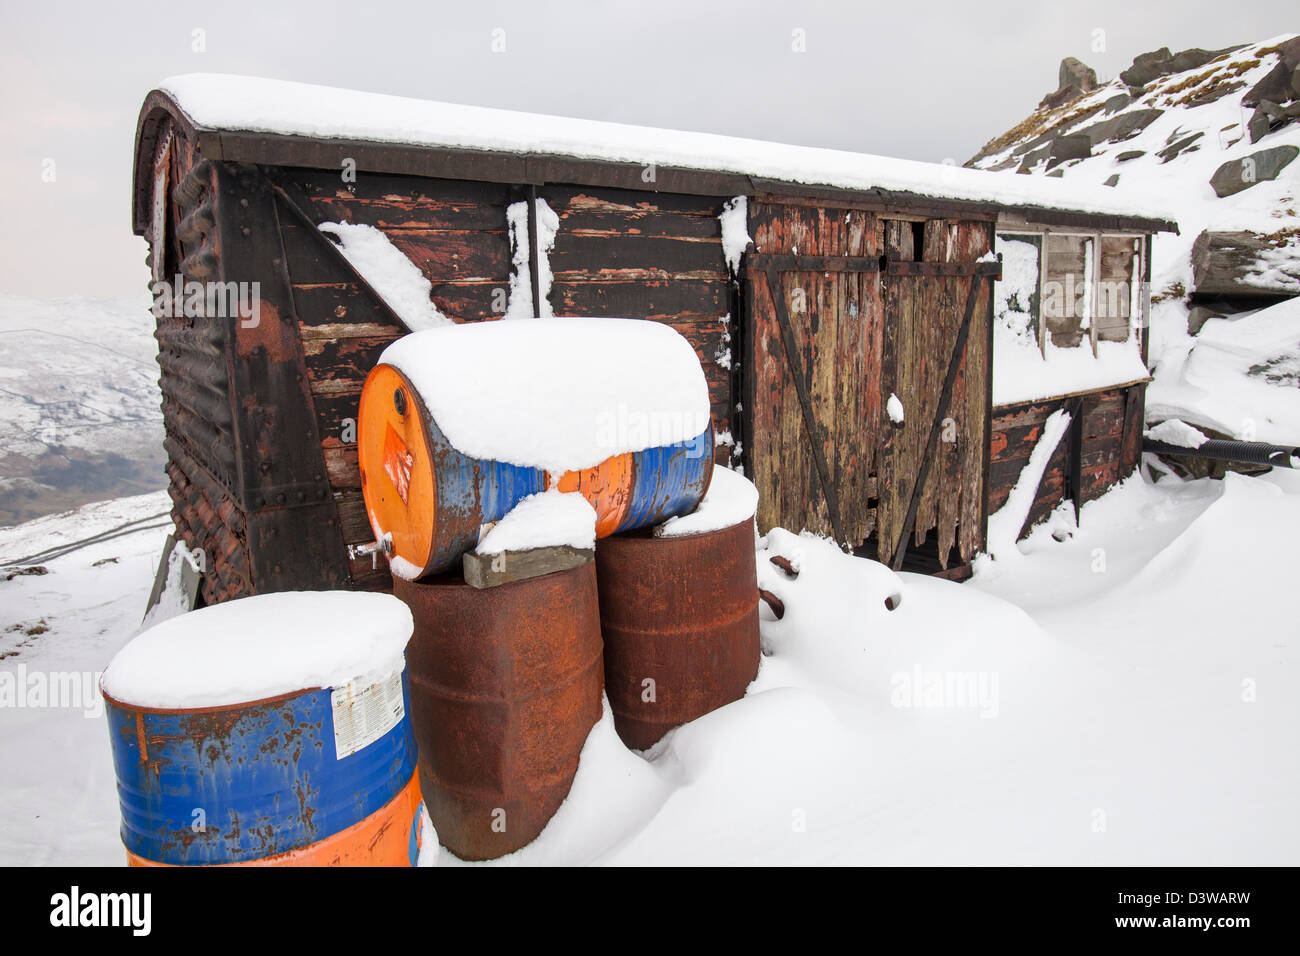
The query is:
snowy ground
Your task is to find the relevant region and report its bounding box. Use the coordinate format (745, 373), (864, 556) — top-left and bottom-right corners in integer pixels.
(1, 471), (1296, 866)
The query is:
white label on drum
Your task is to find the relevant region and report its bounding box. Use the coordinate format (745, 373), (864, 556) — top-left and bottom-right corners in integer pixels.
(331, 670), (405, 760)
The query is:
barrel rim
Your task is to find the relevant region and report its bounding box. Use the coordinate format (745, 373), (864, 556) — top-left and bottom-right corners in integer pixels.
(604, 513), (756, 545)
(100, 653), (408, 715)
(100, 683), (318, 716)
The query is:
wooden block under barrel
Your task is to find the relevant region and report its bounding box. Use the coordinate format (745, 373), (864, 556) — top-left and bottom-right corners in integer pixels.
(462, 545), (594, 590)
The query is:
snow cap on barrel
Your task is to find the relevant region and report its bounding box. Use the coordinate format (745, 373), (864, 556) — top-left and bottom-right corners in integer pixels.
(101, 591), (413, 709)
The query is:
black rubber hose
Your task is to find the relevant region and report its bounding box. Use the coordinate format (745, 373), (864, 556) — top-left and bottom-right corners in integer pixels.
(1144, 437), (1299, 469)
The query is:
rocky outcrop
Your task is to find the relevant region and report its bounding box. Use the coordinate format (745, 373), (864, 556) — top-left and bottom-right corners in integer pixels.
(1208, 145), (1299, 197)
(1119, 45), (1242, 88)
(1191, 229), (1300, 295)
(1059, 57), (1098, 93)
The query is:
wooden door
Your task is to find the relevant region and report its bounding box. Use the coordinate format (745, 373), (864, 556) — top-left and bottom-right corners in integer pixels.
(745, 205), (883, 548)
(745, 207), (997, 573)
(877, 220), (996, 571)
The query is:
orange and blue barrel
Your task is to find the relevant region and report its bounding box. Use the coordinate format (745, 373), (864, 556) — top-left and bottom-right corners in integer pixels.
(359, 362), (713, 579)
(101, 595), (426, 867)
(104, 681), (423, 866)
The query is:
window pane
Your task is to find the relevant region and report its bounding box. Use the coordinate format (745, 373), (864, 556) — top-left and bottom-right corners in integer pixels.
(994, 233), (1041, 349)
(1043, 234), (1091, 349)
(1097, 236), (1139, 343)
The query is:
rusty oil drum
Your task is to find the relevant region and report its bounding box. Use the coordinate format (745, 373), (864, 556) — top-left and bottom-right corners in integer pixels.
(358, 362), (714, 579)
(104, 672), (424, 867)
(394, 561), (603, 860)
(595, 517), (760, 751)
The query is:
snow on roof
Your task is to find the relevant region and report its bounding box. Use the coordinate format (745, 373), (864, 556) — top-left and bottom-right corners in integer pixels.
(155, 73), (1175, 225)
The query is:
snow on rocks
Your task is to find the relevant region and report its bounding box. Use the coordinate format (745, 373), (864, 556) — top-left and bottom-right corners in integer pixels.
(1145, 418), (1209, 448)
(1146, 295), (1300, 443)
(100, 591), (413, 710)
(318, 221), (450, 330)
(477, 490), (597, 554)
(969, 35), (1299, 311)
(655, 466), (758, 538)
(377, 317), (711, 472)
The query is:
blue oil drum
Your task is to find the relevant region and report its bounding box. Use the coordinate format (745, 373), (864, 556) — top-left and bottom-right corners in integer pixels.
(101, 592), (426, 867)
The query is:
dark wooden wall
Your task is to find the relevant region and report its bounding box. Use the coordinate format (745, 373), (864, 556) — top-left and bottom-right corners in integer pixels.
(544, 185), (734, 455)
(153, 165), (741, 602)
(151, 151), (1148, 603)
(987, 384), (1144, 539)
(277, 169), (517, 590)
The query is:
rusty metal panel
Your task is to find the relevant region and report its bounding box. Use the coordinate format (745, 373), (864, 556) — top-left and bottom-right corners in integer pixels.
(394, 563), (603, 861)
(210, 162), (352, 594)
(104, 675), (420, 866)
(594, 518), (759, 751)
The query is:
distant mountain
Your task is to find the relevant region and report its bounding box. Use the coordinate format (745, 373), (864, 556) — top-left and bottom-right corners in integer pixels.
(0, 294), (164, 526)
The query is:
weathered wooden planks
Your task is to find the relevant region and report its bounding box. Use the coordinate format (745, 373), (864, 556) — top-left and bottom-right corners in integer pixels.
(746, 202), (882, 545)
(1043, 233), (1092, 349)
(1097, 235), (1138, 342)
(878, 219), (993, 568)
(987, 384), (1145, 539)
(544, 185), (734, 457)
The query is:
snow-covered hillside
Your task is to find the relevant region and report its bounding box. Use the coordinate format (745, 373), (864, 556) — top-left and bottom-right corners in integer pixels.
(2, 472), (1297, 865)
(969, 34), (1300, 445)
(969, 35), (1300, 299)
(0, 294), (164, 526)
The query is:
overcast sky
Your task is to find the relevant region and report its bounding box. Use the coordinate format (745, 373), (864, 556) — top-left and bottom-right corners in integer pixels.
(1, 0), (1294, 297)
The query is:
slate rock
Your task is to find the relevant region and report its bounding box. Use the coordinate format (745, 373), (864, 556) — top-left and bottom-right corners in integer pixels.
(1046, 133), (1092, 168)
(1041, 84), (1083, 110)
(1076, 108), (1164, 147)
(1103, 92), (1132, 114)
(1243, 61), (1295, 108)
(1121, 47), (1173, 86)
(1059, 57), (1098, 93)
(1209, 145), (1300, 197)
(1158, 131), (1205, 163)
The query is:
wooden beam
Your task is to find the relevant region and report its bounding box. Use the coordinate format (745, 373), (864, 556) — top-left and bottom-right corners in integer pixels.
(1067, 396), (1085, 524)
(752, 254), (881, 273)
(527, 185), (542, 318)
(463, 545), (593, 589)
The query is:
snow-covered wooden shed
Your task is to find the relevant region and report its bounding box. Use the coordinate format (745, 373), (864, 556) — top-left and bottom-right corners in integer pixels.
(131, 74), (1176, 601)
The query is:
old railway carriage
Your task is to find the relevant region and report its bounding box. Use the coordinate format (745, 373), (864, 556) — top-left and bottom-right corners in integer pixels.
(131, 75), (1175, 603)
